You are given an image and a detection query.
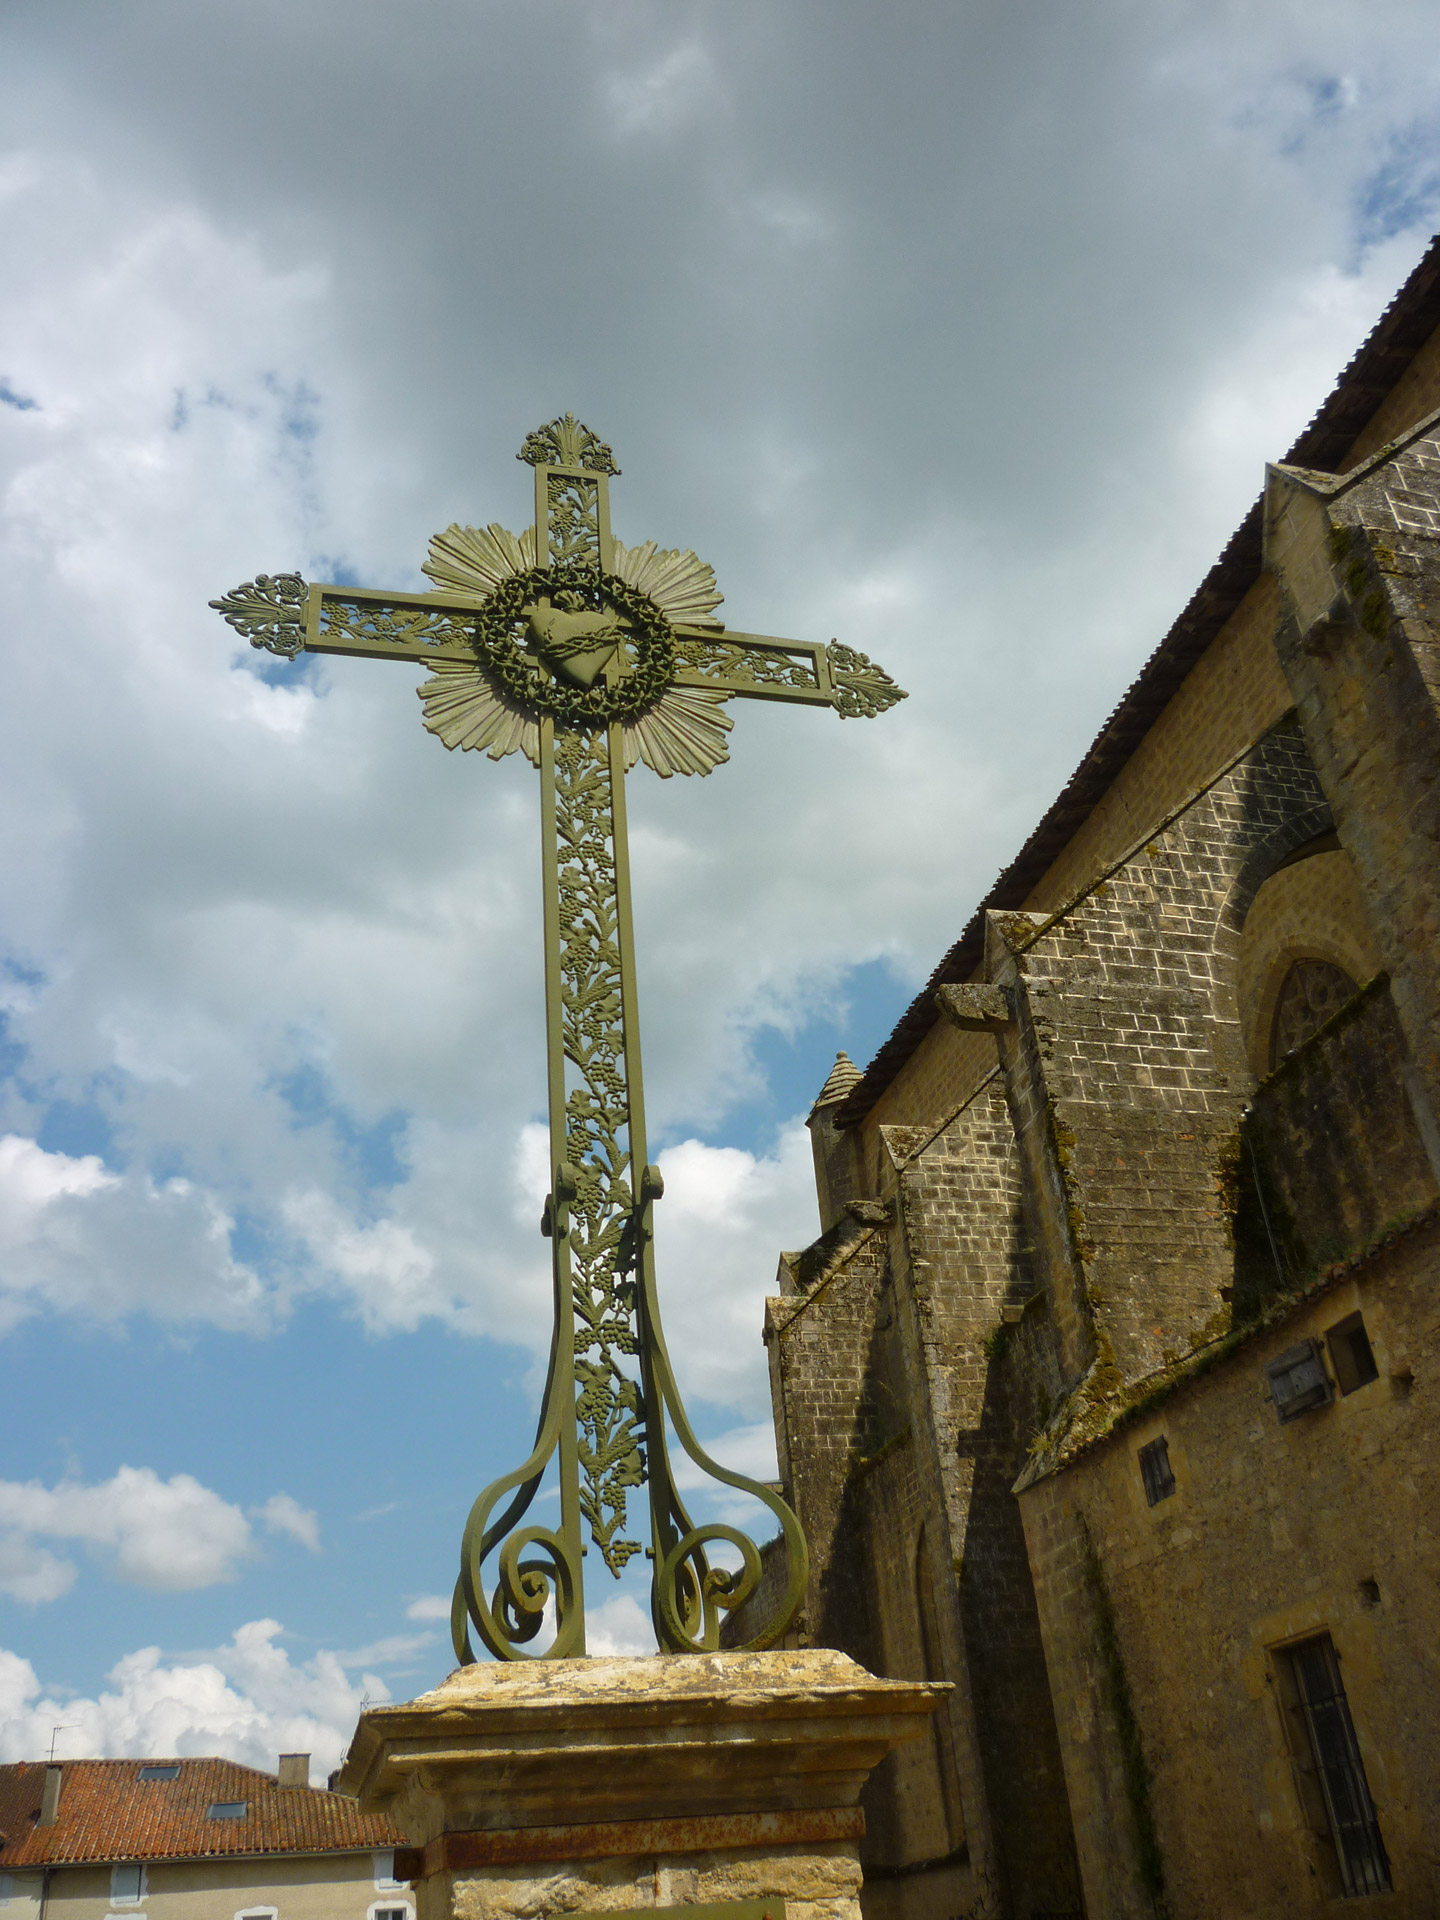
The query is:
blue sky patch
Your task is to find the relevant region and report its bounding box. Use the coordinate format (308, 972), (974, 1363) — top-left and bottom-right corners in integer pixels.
(1358, 123), (1440, 248)
(273, 1060), (410, 1191)
(672, 955), (911, 1156)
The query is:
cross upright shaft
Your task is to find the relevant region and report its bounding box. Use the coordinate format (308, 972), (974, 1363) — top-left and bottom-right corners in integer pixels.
(212, 415), (906, 1659)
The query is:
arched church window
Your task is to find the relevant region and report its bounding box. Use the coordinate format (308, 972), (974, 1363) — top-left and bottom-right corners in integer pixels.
(1270, 959), (1358, 1068)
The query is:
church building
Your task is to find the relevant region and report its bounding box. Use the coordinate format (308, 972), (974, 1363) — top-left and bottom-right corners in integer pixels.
(741, 234), (1440, 1918)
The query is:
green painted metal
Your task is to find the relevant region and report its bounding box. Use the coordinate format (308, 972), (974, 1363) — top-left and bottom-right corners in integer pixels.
(211, 416), (906, 1661)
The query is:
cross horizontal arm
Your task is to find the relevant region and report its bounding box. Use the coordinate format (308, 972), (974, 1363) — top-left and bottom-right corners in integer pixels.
(672, 629), (832, 705)
(210, 574), (484, 664)
(673, 628), (906, 719)
(303, 583), (484, 663)
(210, 576), (906, 717)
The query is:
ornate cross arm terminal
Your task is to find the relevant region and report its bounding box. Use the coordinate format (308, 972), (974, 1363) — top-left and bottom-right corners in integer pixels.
(671, 629), (905, 720)
(211, 415), (906, 1661)
(210, 572), (309, 658)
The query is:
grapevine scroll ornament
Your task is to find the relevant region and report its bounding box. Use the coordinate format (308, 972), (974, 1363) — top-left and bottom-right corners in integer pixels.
(210, 415), (907, 1659)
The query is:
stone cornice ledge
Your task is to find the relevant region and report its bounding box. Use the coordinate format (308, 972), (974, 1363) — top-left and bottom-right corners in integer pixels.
(336, 1650), (947, 1834)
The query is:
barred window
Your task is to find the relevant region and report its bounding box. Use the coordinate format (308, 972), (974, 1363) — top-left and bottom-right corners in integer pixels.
(1275, 1634), (1391, 1896)
(1137, 1436), (1175, 1506)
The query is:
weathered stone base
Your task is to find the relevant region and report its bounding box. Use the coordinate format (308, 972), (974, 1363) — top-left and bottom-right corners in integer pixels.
(336, 1651), (944, 1920)
(439, 1840), (861, 1920)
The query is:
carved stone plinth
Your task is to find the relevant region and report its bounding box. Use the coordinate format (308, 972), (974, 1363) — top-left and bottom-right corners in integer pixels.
(336, 1650), (945, 1920)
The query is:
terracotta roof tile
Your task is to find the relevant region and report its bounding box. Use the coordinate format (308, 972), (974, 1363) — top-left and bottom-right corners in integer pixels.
(0, 1759), (402, 1866)
(837, 230), (1440, 1127)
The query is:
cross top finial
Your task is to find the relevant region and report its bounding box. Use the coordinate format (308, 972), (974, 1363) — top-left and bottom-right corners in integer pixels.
(517, 413), (620, 476)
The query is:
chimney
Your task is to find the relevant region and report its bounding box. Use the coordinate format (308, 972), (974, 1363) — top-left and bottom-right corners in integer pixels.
(277, 1753), (310, 1790)
(37, 1766), (63, 1827)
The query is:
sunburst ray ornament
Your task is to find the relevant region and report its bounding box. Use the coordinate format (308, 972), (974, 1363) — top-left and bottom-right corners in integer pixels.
(413, 516), (736, 777)
(210, 414), (906, 1663)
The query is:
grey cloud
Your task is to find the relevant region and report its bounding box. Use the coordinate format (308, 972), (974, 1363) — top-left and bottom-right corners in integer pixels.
(0, 0), (1439, 1429)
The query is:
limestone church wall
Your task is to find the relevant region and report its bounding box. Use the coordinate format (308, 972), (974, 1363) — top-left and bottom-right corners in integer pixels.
(1020, 1225), (1439, 1918)
(753, 256), (1440, 1919)
(762, 1081), (1084, 1920)
(851, 571), (1294, 1197)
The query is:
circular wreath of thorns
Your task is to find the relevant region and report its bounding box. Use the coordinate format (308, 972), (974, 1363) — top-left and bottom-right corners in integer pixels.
(475, 564), (676, 727)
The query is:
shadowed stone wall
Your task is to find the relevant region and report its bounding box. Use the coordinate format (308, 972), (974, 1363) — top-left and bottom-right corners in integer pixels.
(748, 296), (1440, 1920)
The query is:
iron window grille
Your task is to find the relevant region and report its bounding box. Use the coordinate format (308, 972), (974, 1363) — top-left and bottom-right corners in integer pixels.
(1265, 1339), (1334, 1422)
(1277, 1634), (1391, 1897)
(1137, 1436), (1176, 1506)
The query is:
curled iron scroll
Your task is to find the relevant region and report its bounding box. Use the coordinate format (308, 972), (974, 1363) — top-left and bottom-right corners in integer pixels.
(452, 1161), (808, 1662)
(635, 1166), (808, 1654)
(451, 1163), (585, 1662)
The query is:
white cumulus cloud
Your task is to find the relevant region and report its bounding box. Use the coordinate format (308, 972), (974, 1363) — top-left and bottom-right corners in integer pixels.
(0, 1468), (315, 1600)
(586, 1594), (656, 1657)
(0, 1135), (273, 1335)
(651, 1124), (817, 1418)
(281, 1188), (444, 1334)
(0, 1535), (75, 1606)
(0, 1620), (382, 1775)
(251, 1493), (320, 1554)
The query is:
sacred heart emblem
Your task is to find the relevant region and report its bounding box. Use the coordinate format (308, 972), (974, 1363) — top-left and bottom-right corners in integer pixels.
(525, 601), (625, 688)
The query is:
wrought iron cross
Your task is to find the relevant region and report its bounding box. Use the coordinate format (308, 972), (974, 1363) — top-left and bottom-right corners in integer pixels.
(212, 415), (905, 1660)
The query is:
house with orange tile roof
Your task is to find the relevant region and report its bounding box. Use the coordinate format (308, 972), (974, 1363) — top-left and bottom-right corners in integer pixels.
(0, 1754), (411, 1920)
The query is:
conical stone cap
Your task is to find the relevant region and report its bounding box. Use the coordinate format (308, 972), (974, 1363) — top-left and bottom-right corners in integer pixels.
(811, 1050), (862, 1114)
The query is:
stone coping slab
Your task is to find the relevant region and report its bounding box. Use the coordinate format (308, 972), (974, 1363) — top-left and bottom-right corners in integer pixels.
(337, 1650), (946, 1834)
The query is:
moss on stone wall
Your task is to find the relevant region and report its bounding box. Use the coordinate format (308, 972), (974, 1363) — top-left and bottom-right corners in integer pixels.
(1079, 1516), (1166, 1904)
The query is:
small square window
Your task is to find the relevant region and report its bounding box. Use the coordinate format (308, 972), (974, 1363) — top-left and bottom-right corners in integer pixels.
(1325, 1312), (1379, 1396)
(1265, 1338), (1333, 1422)
(1137, 1436), (1176, 1506)
(137, 1764), (179, 1783)
(206, 1801), (248, 1820)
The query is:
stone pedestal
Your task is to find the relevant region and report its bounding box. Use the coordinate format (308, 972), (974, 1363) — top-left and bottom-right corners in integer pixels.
(336, 1649), (945, 1920)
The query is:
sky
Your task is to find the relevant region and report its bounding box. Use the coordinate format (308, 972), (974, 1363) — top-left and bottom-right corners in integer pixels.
(1, 0), (1439, 1778)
